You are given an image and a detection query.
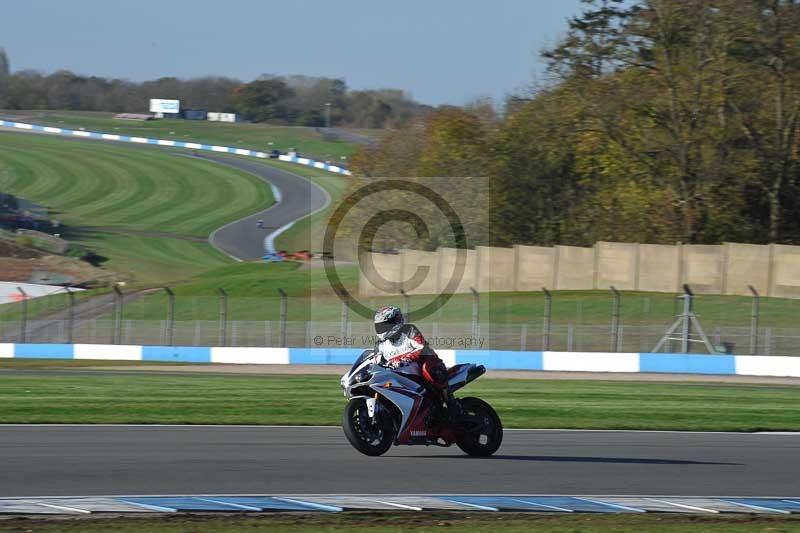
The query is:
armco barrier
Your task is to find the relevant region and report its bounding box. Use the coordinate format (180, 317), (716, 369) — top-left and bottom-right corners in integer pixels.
(0, 120), (351, 175)
(2, 344), (800, 377)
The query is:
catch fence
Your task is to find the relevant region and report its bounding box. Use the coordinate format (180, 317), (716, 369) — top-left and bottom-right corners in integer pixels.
(2, 285), (800, 356)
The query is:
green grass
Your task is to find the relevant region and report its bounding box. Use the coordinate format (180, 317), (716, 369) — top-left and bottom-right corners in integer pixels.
(75, 231), (234, 285)
(0, 370), (796, 430)
(0, 132), (276, 283)
(1, 513), (798, 532)
(14, 110), (367, 160)
(0, 133), (273, 237)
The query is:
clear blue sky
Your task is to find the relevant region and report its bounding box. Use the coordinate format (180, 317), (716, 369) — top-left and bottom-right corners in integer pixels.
(5, 0), (586, 105)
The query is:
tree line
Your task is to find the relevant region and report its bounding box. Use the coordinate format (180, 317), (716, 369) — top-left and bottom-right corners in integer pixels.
(351, 0), (800, 247)
(0, 51), (429, 129)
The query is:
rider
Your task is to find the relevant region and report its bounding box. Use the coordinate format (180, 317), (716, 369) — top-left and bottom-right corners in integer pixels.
(372, 306), (462, 421)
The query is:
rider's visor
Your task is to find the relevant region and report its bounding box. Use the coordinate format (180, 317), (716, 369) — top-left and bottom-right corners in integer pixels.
(375, 322), (393, 334)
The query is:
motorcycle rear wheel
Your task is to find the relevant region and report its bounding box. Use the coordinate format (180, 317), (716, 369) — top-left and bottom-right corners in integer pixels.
(342, 397), (396, 456)
(455, 397), (503, 457)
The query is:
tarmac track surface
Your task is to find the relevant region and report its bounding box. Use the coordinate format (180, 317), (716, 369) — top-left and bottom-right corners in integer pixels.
(0, 426), (797, 497)
(200, 153), (329, 260)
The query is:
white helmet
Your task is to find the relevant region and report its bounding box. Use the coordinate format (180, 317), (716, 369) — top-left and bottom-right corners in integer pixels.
(374, 306), (404, 341)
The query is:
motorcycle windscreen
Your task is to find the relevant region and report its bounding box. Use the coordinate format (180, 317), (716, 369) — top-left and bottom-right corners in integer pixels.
(348, 349), (374, 375)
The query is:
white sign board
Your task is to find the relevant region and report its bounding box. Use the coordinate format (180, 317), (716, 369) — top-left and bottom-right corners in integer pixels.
(207, 112), (238, 123)
(149, 99), (181, 114)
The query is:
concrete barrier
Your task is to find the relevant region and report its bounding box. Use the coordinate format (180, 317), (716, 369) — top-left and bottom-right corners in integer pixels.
(359, 251), (403, 296)
(475, 246), (515, 292)
(595, 242), (638, 290)
(683, 245), (725, 294)
(554, 245), (594, 290)
(513, 245), (554, 291)
(638, 244), (680, 292)
(771, 245), (800, 298)
(437, 248), (477, 294)
(360, 240), (800, 298)
(4, 344), (799, 378)
(401, 249), (439, 295)
(723, 243), (770, 296)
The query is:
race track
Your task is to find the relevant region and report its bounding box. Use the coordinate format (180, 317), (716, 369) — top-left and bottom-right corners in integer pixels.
(201, 154), (329, 260)
(0, 128), (331, 261)
(1, 426), (797, 497)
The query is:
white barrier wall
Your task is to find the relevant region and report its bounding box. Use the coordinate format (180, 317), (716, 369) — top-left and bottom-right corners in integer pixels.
(0, 343), (13, 358)
(542, 352), (640, 373)
(5, 344), (800, 378)
(734, 356), (800, 378)
(211, 347), (290, 365)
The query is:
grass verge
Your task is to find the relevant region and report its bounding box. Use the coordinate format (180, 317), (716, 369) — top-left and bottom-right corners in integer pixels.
(0, 132), (277, 284)
(0, 368), (796, 430)
(12, 110), (367, 160)
(0, 512), (799, 532)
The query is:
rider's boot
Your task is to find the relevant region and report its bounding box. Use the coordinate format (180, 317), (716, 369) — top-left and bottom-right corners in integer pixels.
(442, 389), (464, 423)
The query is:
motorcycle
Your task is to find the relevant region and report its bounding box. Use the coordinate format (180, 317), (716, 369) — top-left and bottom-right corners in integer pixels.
(340, 350), (503, 457)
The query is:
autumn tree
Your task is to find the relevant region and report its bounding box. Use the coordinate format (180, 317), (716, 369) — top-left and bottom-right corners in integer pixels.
(0, 47), (9, 108)
(721, 0), (800, 242)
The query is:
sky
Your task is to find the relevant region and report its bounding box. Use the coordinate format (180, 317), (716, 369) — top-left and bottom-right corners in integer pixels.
(4, 0), (587, 106)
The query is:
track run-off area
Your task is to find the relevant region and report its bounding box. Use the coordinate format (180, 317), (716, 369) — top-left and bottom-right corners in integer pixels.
(0, 425), (797, 498)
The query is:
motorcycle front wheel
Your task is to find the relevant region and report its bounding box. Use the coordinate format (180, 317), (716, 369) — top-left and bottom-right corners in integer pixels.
(342, 397), (396, 456)
(455, 397), (503, 457)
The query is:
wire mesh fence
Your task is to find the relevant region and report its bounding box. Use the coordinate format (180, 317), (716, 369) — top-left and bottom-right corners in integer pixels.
(2, 316), (800, 356)
(2, 287), (800, 355)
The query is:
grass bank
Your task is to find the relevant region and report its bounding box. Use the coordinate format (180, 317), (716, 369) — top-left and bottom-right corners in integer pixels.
(0, 132), (275, 284)
(10, 110), (369, 160)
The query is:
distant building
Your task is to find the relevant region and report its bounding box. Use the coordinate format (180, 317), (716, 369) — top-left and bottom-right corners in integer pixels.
(207, 112), (240, 123)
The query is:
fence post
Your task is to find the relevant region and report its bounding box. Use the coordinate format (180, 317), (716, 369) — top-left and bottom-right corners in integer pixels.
(680, 285), (692, 353)
(470, 288), (480, 342)
(610, 285), (621, 352)
(400, 289), (410, 322)
(749, 285), (760, 355)
(567, 322), (574, 351)
(542, 287), (552, 351)
(112, 285), (124, 345)
(218, 288), (228, 347)
(278, 288), (287, 348)
(764, 327), (772, 356)
(164, 287), (175, 346)
(340, 290), (350, 344)
(17, 287), (28, 343)
(65, 286), (75, 344)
